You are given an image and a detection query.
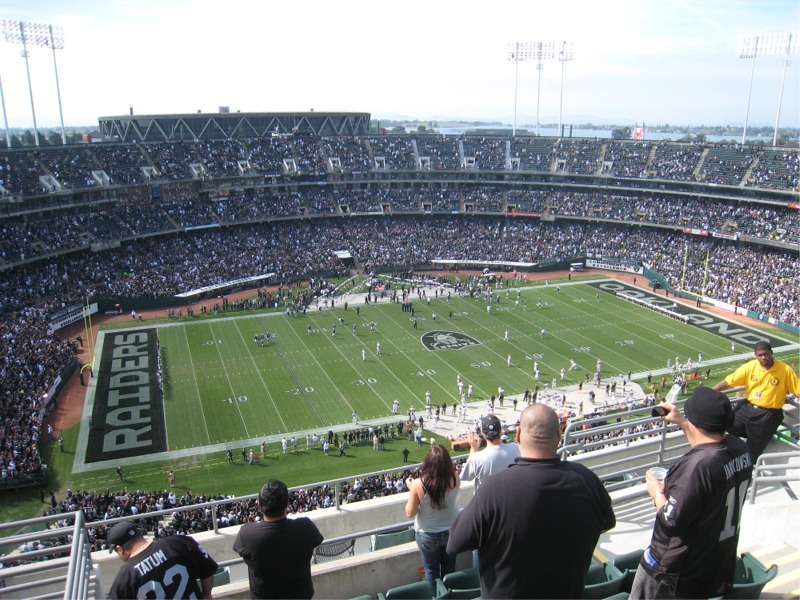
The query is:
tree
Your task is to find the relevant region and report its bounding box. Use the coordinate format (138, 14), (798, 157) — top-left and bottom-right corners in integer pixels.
(47, 131), (63, 146)
(390, 125), (406, 134)
(611, 127), (631, 140)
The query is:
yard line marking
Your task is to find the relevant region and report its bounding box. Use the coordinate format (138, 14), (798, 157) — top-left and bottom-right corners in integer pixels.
(208, 321), (251, 438)
(180, 326), (212, 446)
(237, 318), (290, 430)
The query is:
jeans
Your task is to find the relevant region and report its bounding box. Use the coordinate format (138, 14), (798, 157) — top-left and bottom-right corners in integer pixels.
(415, 530), (456, 585)
(629, 564), (679, 599)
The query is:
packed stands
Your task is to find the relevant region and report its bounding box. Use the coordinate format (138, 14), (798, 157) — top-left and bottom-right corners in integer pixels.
(603, 140), (652, 178)
(0, 133), (797, 484)
(462, 136), (507, 170)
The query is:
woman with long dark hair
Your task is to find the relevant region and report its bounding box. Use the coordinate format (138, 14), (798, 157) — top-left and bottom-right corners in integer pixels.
(405, 443), (461, 584)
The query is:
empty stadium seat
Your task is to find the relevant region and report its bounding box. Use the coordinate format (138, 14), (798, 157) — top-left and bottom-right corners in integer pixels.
(723, 552), (778, 599)
(611, 548), (645, 593)
(197, 566), (230, 589)
(312, 539), (356, 563)
(434, 567), (481, 599)
(370, 527), (416, 551)
(378, 580), (434, 599)
(583, 562), (626, 599)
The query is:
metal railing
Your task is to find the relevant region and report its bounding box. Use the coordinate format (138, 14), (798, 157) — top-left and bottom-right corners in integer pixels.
(749, 450), (800, 504)
(561, 385), (689, 491)
(0, 509), (98, 599)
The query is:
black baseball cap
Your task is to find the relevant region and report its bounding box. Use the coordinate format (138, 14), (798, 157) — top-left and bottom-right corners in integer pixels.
(107, 520), (141, 553)
(684, 386), (734, 433)
(480, 415), (502, 440)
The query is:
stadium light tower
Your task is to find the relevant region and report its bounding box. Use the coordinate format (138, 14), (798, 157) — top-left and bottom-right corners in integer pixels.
(0, 71), (10, 148)
(1, 19), (67, 146)
(507, 42), (558, 137)
(737, 34), (760, 145)
(771, 31), (798, 146)
(738, 31), (799, 146)
(557, 41), (574, 138)
(531, 42), (555, 136)
(507, 42), (533, 137)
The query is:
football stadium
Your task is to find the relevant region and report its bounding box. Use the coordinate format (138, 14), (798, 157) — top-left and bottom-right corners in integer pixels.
(1, 14), (799, 600)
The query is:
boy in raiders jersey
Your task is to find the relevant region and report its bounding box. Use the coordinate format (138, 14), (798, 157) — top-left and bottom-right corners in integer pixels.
(107, 520), (218, 599)
(630, 387), (753, 599)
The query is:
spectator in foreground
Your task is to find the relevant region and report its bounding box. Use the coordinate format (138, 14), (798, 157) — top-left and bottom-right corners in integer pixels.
(447, 404), (615, 598)
(106, 519), (218, 599)
(458, 414), (520, 568)
(405, 444), (461, 585)
(631, 387), (753, 598)
(233, 479), (323, 599)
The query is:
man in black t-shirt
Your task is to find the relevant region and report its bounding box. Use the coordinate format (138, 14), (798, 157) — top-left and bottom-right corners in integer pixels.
(448, 404), (615, 598)
(631, 387), (753, 599)
(107, 520), (218, 599)
(233, 479), (324, 599)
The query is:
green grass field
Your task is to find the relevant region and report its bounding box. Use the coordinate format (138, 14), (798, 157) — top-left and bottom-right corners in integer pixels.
(155, 281), (737, 448)
(3, 275), (795, 523)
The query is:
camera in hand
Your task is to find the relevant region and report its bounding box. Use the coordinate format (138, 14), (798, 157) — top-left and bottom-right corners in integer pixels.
(652, 406), (668, 418)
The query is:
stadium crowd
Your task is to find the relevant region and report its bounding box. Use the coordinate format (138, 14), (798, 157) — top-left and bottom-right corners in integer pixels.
(0, 218), (794, 485)
(0, 216), (795, 325)
(31, 461), (427, 555)
(0, 308), (77, 487)
(0, 134), (796, 501)
(1, 136), (798, 198)
(0, 183), (797, 266)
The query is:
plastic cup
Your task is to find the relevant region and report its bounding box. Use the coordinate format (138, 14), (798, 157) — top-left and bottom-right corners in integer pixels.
(649, 467), (668, 481)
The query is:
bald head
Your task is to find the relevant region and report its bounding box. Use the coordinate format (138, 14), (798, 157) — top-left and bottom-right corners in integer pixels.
(518, 404), (561, 457)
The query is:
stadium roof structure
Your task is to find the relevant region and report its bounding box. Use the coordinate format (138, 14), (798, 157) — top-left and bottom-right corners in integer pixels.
(97, 111), (371, 142)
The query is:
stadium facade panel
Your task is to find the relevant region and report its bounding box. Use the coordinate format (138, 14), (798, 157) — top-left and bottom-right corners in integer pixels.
(98, 111), (371, 142)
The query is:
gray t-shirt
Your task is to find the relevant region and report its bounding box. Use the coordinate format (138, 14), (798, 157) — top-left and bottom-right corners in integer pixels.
(414, 485), (460, 533)
(460, 442), (520, 492)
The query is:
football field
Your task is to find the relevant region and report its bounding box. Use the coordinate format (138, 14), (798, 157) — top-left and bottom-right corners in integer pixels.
(76, 277), (792, 473)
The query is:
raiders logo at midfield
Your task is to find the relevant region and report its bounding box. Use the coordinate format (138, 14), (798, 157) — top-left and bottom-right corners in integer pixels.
(421, 330), (481, 351)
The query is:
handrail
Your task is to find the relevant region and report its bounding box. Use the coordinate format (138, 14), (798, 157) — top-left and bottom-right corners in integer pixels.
(748, 450), (800, 504)
(0, 509), (96, 598)
(212, 520), (416, 572)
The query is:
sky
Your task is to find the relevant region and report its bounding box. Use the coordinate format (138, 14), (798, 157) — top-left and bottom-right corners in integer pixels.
(0, 0), (798, 130)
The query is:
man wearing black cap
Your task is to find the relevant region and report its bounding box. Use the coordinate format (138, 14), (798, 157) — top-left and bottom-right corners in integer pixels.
(630, 387), (753, 599)
(460, 414), (520, 494)
(448, 404), (615, 598)
(106, 520), (218, 599)
(713, 340), (800, 460)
